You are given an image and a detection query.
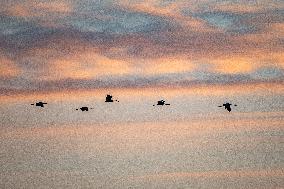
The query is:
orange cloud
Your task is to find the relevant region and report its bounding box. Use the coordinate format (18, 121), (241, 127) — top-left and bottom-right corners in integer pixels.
(0, 55), (20, 77)
(1, 81), (283, 103)
(46, 52), (131, 80)
(201, 47), (284, 74)
(140, 57), (195, 75)
(269, 52), (284, 68)
(214, 1), (284, 13)
(118, 0), (178, 16)
(36, 1), (72, 14)
(211, 57), (255, 74)
(6, 4), (30, 17)
(6, 0), (72, 18)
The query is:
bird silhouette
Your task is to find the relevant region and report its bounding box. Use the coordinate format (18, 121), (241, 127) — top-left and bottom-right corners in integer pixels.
(105, 94), (119, 102)
(153, 100), (170, 106)
(218, 103), (237, 112)
(76, 107), (93, 111)
(31, 102), (47, 107)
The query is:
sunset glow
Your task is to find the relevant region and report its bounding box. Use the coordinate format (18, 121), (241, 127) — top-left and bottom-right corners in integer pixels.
(0, 0), (283, 188)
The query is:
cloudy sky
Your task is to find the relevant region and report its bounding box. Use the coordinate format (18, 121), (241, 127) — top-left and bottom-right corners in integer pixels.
(1, 2), (283, 188)
(0, 0), (283, 93)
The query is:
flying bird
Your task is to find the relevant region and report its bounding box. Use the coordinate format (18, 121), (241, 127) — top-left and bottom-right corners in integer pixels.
(105, 94), (119, 102)
(153, 100), (170, 106)
(218, 103), (237, 112)
(31, 102), (47, 107)
(76, 107), (93, 111)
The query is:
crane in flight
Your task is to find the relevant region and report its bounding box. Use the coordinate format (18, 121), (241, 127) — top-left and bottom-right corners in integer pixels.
(76, 107), (94, 111)
(218, 102), (237, 112)
(153, 100), (170, 106)
(31, 101), (47, 107)
(105, 94), (119, 102)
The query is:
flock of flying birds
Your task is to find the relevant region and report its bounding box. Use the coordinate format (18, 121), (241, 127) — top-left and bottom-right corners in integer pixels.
(31, 94), (237, 112)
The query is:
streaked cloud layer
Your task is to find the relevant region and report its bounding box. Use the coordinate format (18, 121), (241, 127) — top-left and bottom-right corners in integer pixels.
(0, 0), (283, 92)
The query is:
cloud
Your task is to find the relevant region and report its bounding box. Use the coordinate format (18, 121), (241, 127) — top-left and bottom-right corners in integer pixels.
(68, 3), (181, 35)
(213, 0), (284, 13)
(208, 57), (256, 74)
(46, 52), (131, 80)
(4, 0), (72, 18)
(186, 9), (284, 35)
(0, 53), (20, 77)
(251, 66), (284, 80)
(118, 0), (216, 33)
(0, 0), (283, 92)
(137, 57), (195, 75)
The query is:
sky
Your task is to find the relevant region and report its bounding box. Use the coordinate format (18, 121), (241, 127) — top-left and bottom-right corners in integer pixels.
(0, 0), (283, 93)
(0, 1), (284, 188)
